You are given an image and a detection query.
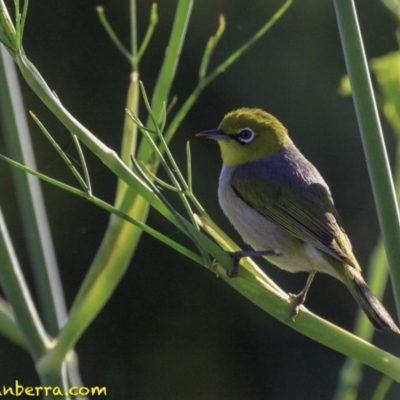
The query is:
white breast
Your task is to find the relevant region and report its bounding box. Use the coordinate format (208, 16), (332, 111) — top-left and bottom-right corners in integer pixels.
(218, 165), (287, 251)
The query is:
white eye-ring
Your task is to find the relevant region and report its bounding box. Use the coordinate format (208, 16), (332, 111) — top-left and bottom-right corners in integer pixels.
(237, 127), (255, 144)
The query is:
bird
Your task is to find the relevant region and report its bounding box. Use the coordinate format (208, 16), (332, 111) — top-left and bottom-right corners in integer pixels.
(197, 107), (399, 333)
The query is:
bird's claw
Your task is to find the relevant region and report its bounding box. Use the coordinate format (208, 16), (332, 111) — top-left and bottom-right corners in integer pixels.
(210, 256), (239, 277)
(288, 293), (303, 320)
(287, 271), (316, 321)
(227, 254), (240, 278)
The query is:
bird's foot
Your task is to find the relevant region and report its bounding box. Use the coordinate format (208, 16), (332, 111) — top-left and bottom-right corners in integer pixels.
(288, 292), (306, 321)
(287, 271), (316, 321)
(227, 249), (280, 278)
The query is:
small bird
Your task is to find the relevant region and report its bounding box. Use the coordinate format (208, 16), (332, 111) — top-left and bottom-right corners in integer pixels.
(197, 107), (399, 333)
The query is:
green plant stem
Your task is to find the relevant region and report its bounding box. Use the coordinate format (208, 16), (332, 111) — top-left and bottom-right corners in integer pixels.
(0, 46), (67, 336)
(333, 0), (400, 317)
(138, 0), (193, 160)
(72, 134), (91, 195)
(115, 72), (139, 206)
(96, 6), (131, 63)
(135, 3), (158, 65)
(130, 0), (137, 70)
(199, 14), (225, 79)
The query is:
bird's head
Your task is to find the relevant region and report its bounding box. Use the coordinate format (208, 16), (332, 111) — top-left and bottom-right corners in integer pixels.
(197, 108), (291, 166)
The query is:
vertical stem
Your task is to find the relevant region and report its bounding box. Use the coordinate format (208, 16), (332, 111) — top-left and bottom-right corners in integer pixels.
(333, 0), (400, 317)
(137, 0), (193, 160)
(130, 0), (138, 71)
(115, 71), (139, 206)
(0, 46), (67, 335)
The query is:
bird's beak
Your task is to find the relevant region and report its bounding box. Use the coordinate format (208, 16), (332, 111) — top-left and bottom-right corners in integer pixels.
(196, 129), (230, 140)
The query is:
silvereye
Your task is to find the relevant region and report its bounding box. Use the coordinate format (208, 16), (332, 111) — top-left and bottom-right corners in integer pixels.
(198, 108), (399, 333)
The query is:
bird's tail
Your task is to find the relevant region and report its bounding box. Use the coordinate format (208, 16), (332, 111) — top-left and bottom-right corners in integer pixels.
(345, 271), (400, 333)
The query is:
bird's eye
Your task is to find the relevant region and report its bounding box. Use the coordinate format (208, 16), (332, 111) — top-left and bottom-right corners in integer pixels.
(237, 128), (255, 144)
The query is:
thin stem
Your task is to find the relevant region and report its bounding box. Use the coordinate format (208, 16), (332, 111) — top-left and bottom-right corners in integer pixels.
(199, 14), (226, 80)
(129, 109), (182, 191)
(30, 112), (88, 192)
(96, 6), (132, 63)
(130, 0), (137, 70)
(136, 3), (158, 65)
(139, 161), (181, 192)
(115, 72), (139, 207)
(139, 82), (190, 192)
(72, 134), (92, 195)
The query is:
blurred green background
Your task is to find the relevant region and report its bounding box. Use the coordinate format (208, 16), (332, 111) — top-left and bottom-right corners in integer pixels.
(0, 0), (399, 398)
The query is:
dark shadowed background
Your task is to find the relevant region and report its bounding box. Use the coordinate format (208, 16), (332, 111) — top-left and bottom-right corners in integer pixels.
(0, 0), (399, 399)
